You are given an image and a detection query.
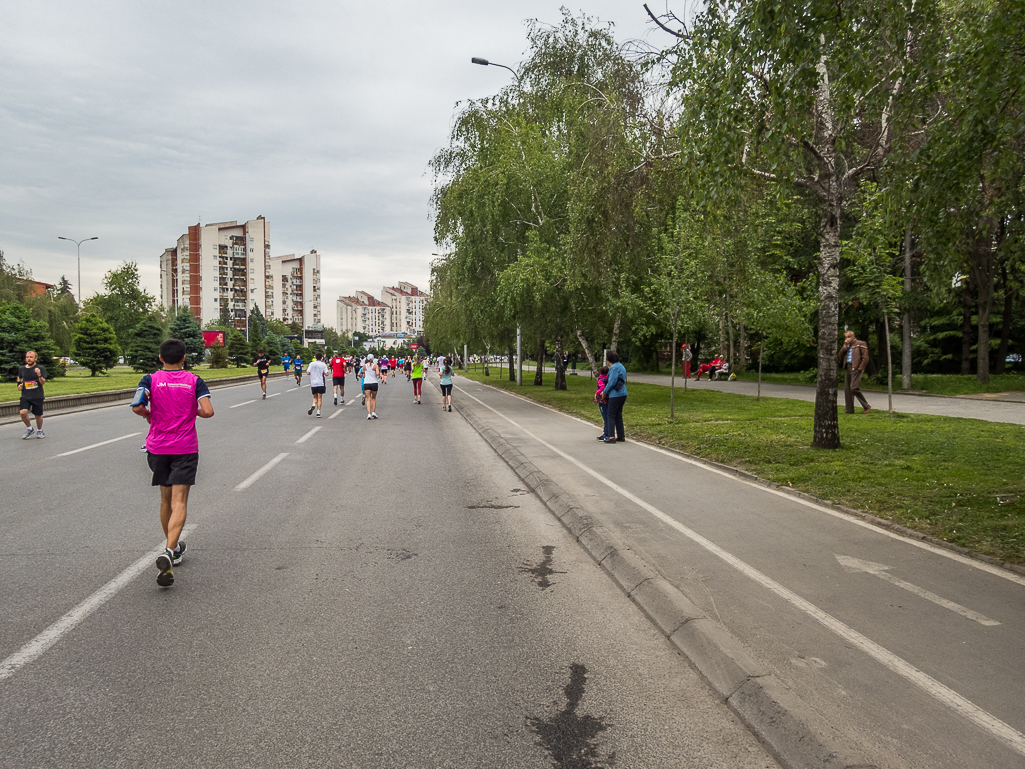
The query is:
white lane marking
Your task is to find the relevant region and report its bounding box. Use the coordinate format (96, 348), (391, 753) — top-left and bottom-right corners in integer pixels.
(267, 393), (280, 398)
(836, 555), (1000, 626)
(235, 453), (289, 490)
(328, 408), (344, 419)
(0, 524), (197, 682)
(51, 432), (142, 458)
(457, 386), (1025, 757)
(295, 426), (321, 444)
(286, 387), (298, 392)
(479, 383), (1025, 588)
(230, 400), (257, 409)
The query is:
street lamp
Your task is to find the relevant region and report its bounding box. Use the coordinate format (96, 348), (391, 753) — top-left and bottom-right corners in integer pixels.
(57, 236), (98, 304)
(471, 57), (521, 86)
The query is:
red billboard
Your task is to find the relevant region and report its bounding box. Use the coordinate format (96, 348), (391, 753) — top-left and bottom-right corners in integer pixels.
(202, 331), (225, 348)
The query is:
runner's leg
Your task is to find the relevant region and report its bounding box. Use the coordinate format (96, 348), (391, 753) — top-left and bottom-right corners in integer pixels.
(160, 484), (190, 551)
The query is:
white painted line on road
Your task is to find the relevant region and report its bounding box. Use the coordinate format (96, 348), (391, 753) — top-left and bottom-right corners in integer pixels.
(457, 386), (1025, 758)
(286, 387), (298, 392)
(328, 408), (344, 419)
(267, 393), (280, 398)
(51, 432), (142, 458)
(479, 383), (1025, 589)
(836, 555), (1000, 626)
(230, 400), (257, 409)
(0, 524), (197, 683)
(236, 453), (289, 490)
(295, 426), (321, 444)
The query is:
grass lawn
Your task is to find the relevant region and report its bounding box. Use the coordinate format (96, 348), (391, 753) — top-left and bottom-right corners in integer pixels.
(462, 368), (1025, 565)
(0, 365), (259, 401)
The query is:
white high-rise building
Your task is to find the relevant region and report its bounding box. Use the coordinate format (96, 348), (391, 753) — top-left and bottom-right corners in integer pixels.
(337, 291), (391, 338)
(269, 250), (322, 340)
(382, 282), (428, 334)
(159, 217), (271, 331)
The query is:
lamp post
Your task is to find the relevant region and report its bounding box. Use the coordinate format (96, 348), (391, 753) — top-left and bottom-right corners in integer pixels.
(57, 236), (98, 304)
(472, 57), (524, 385)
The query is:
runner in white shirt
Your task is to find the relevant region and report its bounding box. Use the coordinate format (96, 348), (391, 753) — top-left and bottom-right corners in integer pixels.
(363, 353), (381, 419)
(306, 352), (329, 418)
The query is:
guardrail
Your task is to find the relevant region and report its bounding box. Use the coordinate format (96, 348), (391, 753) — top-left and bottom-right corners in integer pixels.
(0, 370), (291, 419)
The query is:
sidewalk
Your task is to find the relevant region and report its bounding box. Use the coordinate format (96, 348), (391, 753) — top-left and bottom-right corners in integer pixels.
(453, 373), (1025, 769)
(514, 365), (1025, 425)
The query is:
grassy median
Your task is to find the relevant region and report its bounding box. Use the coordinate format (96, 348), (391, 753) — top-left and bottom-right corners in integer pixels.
(461, 368), (1025, 565)
(0, 365), (261, 401)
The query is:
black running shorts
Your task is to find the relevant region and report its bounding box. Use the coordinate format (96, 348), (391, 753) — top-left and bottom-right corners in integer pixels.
(148, 452), (199, 487)
(364, 382), (379, 392)
(332, 376), (345, 385)
(311, 385), (326, 394)
(440, 384), (453, 396)
(19, 397), (43, 416)
(257, 370), (268, 380)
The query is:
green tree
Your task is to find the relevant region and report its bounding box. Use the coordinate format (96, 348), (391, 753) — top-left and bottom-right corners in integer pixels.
(262, 333), (282, 365)
(248, 304), (268, 340)
(0, 301), (60, 382)
(226, 329), (250, 367)
(56, 275), (73, 296)
(87, 262), (155, 356)
(169, 307), (205, 369)
(664, 0), (942, 447)
(207, 340), (228, 368)
(72, 313), (120, 376)
(126, 315), (164, 373)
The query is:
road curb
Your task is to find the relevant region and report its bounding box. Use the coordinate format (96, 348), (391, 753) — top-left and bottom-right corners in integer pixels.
(458, 398), (873, 769)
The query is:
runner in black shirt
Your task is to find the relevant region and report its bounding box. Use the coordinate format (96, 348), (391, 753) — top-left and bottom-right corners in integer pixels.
(253, 350), (270, 399)
(17, 350), (47, 439)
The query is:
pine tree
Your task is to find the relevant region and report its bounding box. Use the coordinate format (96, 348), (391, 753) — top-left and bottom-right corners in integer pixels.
(72, 313), (120, 376)
(249, 304), (268, 340)
(169, 307), (205, 369)
(127, 316), (164, 373)
(262, 333), (282, 365)
(57, 275), (74, 296)
(0, 301), (60, 381)
(227, 329), (250, 367)
(208, 341), (229, 368)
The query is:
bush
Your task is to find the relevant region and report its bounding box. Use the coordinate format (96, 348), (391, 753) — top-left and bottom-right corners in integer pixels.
(72, 313), (120, 376)
(207, 343), (228, 368)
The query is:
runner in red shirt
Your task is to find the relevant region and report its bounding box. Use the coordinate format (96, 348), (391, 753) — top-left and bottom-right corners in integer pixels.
(330, 353), (346, 405)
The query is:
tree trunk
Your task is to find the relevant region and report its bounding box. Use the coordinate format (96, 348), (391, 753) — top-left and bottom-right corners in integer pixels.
(875, 319), (885, 375)
(576, 327), (599, 378)
(812, 194), (842, 448)
(884, 309), (894, 417)
(758, 339), (763, 402)
(554, 335), (567, 391)
(483, 344), (490, 377)
(738, 322), (747, 371)
(534, 339), (544, 386)
(974, 242), (995, 384)
(509, 343), (516, 381)
(670, 325), (677, 419)
(996, 261), (1012, 375)
(960, 275), (974, 376)
(902, 227), (913, 390)
(609, 312), (621, 353)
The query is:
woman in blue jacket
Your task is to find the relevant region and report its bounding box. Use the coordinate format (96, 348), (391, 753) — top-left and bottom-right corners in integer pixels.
(602, 352), (627, 443)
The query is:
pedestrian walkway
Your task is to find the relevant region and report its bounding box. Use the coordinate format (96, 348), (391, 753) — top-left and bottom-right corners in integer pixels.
(453, 373), (1025, 769)
(523, 365), (1025, 425)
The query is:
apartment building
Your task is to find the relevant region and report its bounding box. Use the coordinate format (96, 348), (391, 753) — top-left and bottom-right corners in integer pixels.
(382, 282), (428, 335)
(337, 291), (391, 338)
(159, 217), (271, 330)
(268, 250), (322, 340)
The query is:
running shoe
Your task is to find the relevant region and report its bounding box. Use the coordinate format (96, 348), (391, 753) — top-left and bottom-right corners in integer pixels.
(367, 414), (372, 420)
(156, 550), (174, 587)
(262, 393), (266, 399)
(36, 430), (45, 438)
(448, 405), (452, 412)
(371, 412), (378, 419)
(308, 405), (315, 415)
(333, 397), (337, 405)
(172, 541), (187, 566)
(317, 411), (322, 418)
(140, 444), (147, 452)
(339, 398), (344, 404)
(22, 426), (35, 440)
(361, 395), (366, 406)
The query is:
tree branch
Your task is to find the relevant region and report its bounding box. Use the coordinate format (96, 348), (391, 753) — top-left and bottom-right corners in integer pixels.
(644, 3), (688, 39)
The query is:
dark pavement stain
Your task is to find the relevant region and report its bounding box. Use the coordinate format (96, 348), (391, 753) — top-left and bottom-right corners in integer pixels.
(528, 664), (613, 769)
(467, 503), (520, 510)
(510, 488), (529, 495)
(387, 548), (417, 562)
(519, 545), (566, 590)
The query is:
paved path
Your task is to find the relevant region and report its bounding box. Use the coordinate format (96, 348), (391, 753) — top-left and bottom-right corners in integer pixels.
(0, 375), (776, 768)
(454, 373), (1025, 769)
(512, 364), (1025, 425)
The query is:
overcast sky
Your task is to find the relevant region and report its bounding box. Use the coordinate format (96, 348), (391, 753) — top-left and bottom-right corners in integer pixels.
(0, 1), (680, 316)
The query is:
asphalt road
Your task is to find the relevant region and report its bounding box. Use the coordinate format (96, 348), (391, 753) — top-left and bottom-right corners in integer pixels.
(0, 373), (777, 768)
(452, 375), (1025, 769)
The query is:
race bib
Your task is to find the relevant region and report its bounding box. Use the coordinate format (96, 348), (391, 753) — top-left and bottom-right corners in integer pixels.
(24, 381), (38, 389)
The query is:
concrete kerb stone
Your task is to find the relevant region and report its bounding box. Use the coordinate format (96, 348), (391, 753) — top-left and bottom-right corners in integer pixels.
(456, 389), (876, 769)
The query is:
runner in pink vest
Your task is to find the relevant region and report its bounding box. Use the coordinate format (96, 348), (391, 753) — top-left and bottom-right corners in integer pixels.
(131, 338), (214, 587)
